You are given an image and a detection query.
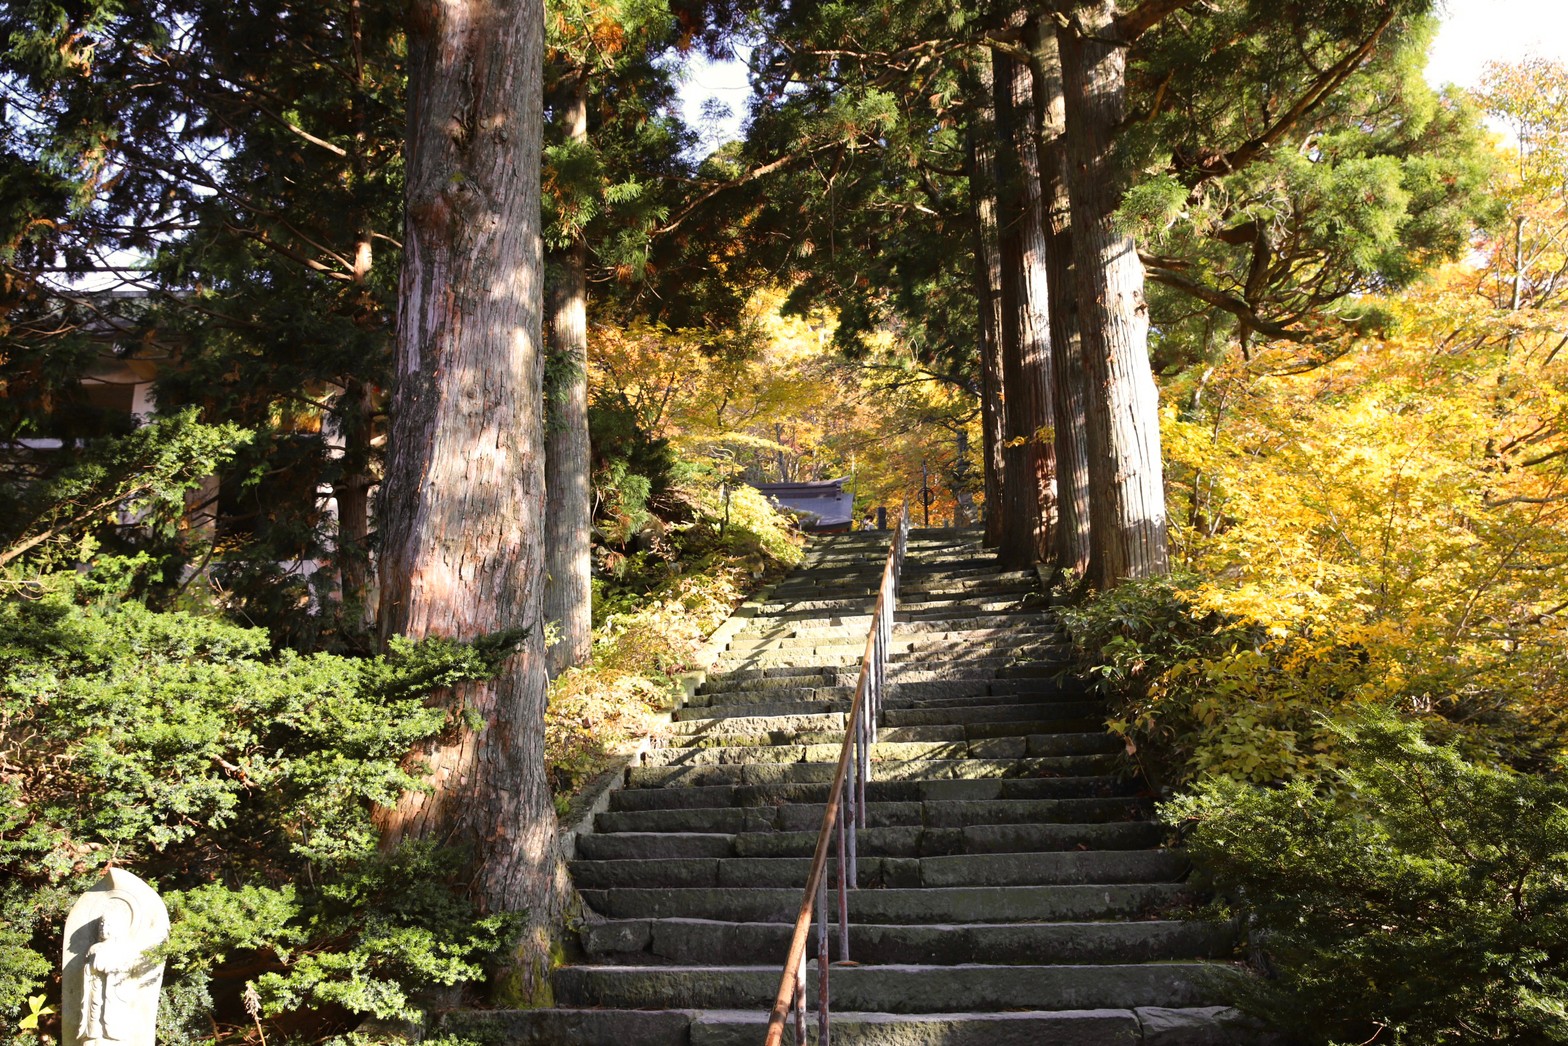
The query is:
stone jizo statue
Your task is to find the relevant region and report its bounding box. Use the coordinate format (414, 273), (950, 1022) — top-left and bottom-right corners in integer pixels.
(63, 868), (168, 1046)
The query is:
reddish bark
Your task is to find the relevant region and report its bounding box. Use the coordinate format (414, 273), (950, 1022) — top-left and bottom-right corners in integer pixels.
(1060, 0), (1170, 585)
(375, 0), (567, 1001)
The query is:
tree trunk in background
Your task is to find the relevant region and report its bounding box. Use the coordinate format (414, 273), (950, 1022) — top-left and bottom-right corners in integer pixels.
(967, 58), (1007, 549)
(1061, 1), (1170, 586)
(992, 46), (1058, 571)
(1029, 20), (1092, 580)
(375, 0), (567, 1003)
(544, 74), (593, 677)
(335, 377), (375, 630)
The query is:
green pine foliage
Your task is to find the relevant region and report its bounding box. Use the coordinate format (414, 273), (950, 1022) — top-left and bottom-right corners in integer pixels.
(0, 571), (520, 1042)
(1166, 712), (1568, 1044)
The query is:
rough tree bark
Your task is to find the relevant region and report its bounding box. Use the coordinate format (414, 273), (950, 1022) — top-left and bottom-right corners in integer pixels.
(992, 45), (1059, 570)
(543, 73), (593, 676)
(1029, 19), (1093, 580)
(1061, 0), (1170, 585)
(966, 58), (1008, 549)
(375, 0), (568, 1002)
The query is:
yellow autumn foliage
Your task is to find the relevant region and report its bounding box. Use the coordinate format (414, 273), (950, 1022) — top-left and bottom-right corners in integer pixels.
(1130, 259), (1568, 781)
(589, 288), (984, 525)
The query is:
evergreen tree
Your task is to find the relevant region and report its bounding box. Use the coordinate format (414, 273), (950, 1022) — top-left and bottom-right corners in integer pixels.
(374, 0), (565, 998)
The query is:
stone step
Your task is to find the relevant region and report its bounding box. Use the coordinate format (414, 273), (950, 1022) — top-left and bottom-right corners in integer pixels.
(595, 796), (1153, 835)
(689, 1003), (1260, 1046)
(686, 679), (1092, 710)
(671, 698), (1108, 725)
(551, 961), (1239, 1013)
(568, 849), (1189, 890)
(894, 596), (1051, 616)
(440, 1005), (1263, 1046)
(894, 611), (1057, 629)
(574, 820), (1161, 861)
(606, 776), (1141, 813)
(772, 576), (1037, 601)
(883, 700), (1106, 726)
(667, 716), (1104, 745)
(719, 633), (1065, 657)
(894, 617), (1061, 636)
(699, 658), (1072, 696)
(711, 644), (1070, 672)
(582, 917), (1235, 966)
(684, 1007), (1266, 1046)
(624, 754), (1122, 789)
(640, 733), (1120, 766)
(578, 882), (1190, 924)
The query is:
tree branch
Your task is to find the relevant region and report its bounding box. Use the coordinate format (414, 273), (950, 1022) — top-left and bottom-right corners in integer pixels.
(1187, 10), (1396, 183)
(653, 138), (868, 238)
(1141, 253), (1315, 342)
(1113, 0), (1204, 43)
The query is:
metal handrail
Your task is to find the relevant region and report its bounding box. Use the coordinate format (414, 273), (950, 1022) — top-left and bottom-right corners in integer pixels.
(763, 503), (911, 1046)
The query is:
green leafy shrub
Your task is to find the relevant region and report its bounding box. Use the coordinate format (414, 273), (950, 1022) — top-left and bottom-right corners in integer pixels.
(1059, 573), (1375, 787)
(588, 391), (679, 548)
(0, 571), (517, 1042)
(1166, 711), (1568, 1045)
(0, 409), (249, 578)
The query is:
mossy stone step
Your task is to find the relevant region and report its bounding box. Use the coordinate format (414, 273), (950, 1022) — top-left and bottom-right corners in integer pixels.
(625, 754), (1122, 789)
(439, 1006), (1265, 1046)
(605, 775), (1141, 812)
(577, 882), (1191, 924)
(641, 733), (1119, 766)
(595, 795), (1152, 835)
(582, 917), (1235, 966)
(551, 961), (1239, 1012)
(576, 820), (1160, 860)
(687, 1007), (1268, 1046)
(568, 849), (1188, 889)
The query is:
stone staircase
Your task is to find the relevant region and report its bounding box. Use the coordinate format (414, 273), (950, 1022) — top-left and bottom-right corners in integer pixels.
(455, 529), (1257, 1044)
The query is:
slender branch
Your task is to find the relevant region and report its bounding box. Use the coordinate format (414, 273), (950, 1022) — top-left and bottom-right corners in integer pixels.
(653, 138), (867, 238)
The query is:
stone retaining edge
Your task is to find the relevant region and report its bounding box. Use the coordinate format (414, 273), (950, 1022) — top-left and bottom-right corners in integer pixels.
(558, 573), (787, 862)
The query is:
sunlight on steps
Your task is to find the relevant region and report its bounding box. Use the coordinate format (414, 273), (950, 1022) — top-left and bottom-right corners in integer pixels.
(443, 528), (1276, 1045)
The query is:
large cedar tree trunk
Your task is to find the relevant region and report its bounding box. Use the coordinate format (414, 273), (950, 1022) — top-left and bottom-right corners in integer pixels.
(992, 47), (1059, 570)
(375, 0), (568, 1002)
(1061, 1), (1170, 585)
(543, 74), (594, 676)
(1030, 20), (1093, 579)
(966, 62), (1007, 549)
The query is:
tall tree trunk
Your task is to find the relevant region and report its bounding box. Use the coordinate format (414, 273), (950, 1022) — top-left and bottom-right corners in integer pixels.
(1061, 1), (1170, 586)
(335, 377), (375, 630)
(966, 62), (1007, 549)
(1029, 20), (1092, 579)
(335, 0), (378, 633)
(544, 73), (593, 676)
(992, 45), (1059, 570)
(375, 0), (567, 1003)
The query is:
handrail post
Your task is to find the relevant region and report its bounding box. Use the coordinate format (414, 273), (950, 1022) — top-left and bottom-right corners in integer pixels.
(816, 873), (830, 1045)
(794, 956), (806, 1044)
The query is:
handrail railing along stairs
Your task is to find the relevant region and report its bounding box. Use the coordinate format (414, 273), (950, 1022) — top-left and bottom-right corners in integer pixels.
(763, 503), (912, 1046)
